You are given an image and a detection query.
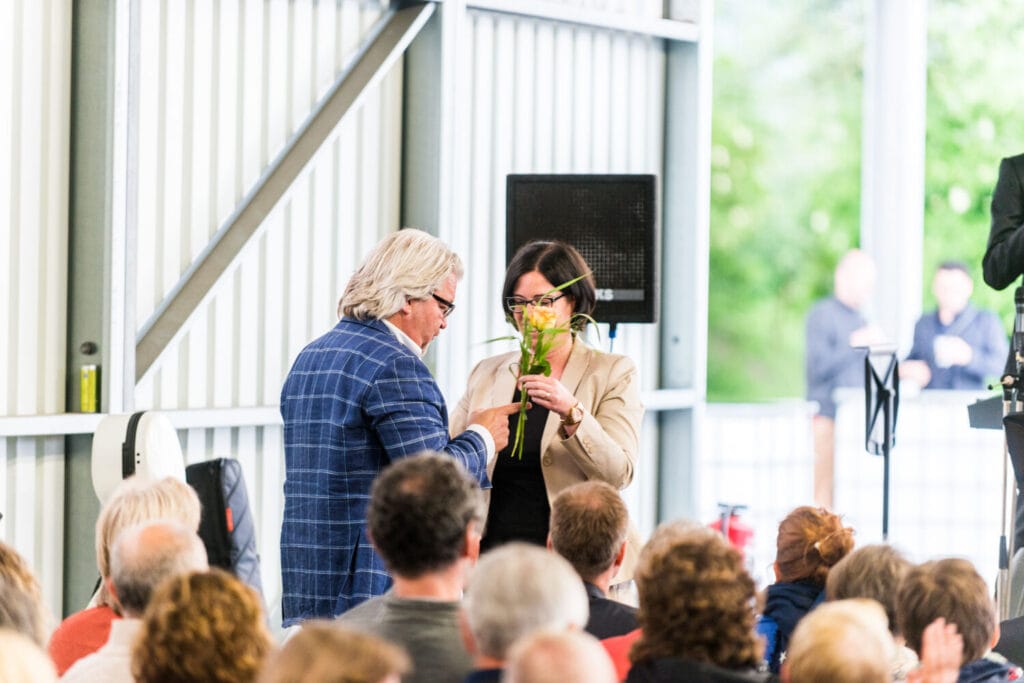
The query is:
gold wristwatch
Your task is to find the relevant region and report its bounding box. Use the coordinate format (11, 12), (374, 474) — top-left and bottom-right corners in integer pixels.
(561, 401), (584, 426)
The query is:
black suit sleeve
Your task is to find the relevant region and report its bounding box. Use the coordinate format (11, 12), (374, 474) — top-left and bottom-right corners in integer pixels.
(984, 155), (1024, 290)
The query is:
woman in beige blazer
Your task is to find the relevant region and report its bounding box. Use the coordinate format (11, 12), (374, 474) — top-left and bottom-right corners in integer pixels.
(450, 241), (644, 579)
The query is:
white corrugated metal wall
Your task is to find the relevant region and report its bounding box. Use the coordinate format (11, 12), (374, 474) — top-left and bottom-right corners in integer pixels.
(1, 0), (699, 627)
(0, 0), (71, 618)
(130, 0), (400, 629)
(435, 8), (667, 534)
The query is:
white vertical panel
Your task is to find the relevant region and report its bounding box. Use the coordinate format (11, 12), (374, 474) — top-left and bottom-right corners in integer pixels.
(0, 0), (70, 621)
(439, 10), (664, 405)
(136, 0), (394, 412)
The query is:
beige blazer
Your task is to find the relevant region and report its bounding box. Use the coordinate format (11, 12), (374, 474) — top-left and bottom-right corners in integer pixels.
(450, 338), (645, 581)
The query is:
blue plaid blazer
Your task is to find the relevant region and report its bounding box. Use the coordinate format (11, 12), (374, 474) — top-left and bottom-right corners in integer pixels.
(279, 317), (489, 626)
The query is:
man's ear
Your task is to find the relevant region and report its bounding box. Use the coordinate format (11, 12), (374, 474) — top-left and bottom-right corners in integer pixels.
(780, 661), (792, 683)
(545, 533), (553, 551)
(612, 540), (627, 571)
(464, 523), (481, 563)
(991, 620), (1001, 649)
(105, 577), (122, 610)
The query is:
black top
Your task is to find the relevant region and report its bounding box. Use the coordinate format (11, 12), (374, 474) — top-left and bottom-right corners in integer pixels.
(626, 658), (777, 683)
(584, 581), (639, 639)
(481, 388), (551, 552)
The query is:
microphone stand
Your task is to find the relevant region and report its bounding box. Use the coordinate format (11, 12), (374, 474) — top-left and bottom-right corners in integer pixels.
(997, 286), (1024, 620)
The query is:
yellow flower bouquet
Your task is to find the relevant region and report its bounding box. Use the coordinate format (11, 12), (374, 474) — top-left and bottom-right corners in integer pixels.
(491, 275), (591, 459)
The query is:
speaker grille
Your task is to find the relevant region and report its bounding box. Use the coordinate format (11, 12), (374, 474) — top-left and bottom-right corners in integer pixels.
(506, 174), (657, 323)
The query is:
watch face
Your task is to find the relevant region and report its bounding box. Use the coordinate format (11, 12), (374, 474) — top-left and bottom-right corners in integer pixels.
(571, 404), (584, 423)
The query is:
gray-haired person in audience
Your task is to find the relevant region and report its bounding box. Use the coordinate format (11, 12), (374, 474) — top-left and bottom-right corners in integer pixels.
(548, 480), (637, 639)
(339, 452), (485, 683)
(48, 475), (202, 676)
(61, 520), (208, 683)
(502, 629), (617, 683)
(461, 543), (589, 683)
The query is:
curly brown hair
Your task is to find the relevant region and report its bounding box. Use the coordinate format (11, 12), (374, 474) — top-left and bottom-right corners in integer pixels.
(630, 524), (762, 669)
(775, 506), (854, 585)
(131, 568), (272, 683)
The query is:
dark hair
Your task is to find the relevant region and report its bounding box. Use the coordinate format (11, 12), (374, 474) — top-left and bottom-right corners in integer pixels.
(502, 241), (596, 330)
(550, 481), (629, 581)
(897, 558), (994, 664)
(775, 506), (854, 585)
(937, 260), (970, 275)
(825, 544), (911, 635)
(367, 453), (485, 578)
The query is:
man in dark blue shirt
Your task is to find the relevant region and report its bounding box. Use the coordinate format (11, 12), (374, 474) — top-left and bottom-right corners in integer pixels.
(805, 250), (887, 508)
(902, 261), (1008, 390)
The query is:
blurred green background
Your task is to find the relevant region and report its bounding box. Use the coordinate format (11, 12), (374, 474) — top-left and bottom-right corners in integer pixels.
(708, 0), (1024, 402)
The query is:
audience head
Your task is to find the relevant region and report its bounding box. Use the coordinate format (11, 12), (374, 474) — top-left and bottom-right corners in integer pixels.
(932, 260), (973, 315)
(897, 558), (995, 665)
(109, 520), (209, 617)
(783, 599), (894, 683)
(549, 481), (629, 584)
(502, 241), (596, 331)
(95, 475), (201, 609)
(774, 506), (854, 586)
(826, 543), (911, 635)
(0, 628), (57, 683)
(339, 228), (464, 321)
(462, 543), (588, 662)
(502, 629), (617, 683)
(0, 541), (48, 646)
(367, 452), (485, 579)
(257, 621), (410, 683)
(132, 568), (272, 683)
(631, 521), (762, 669)
(834, 249), (876, 310)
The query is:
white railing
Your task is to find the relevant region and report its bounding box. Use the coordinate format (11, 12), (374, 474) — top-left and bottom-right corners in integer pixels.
(701, 391), (1007, 589)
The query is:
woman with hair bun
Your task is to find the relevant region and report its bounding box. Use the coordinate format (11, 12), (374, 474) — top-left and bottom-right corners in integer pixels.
(758, 506), (855, 673)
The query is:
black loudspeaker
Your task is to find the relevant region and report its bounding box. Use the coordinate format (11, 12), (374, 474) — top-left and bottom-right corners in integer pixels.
(506, 174), (658, 324)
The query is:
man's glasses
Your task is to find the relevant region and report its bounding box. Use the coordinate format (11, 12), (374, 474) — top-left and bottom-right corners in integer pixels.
(432, 293), (456, 318)
(504, 293), (566, 312)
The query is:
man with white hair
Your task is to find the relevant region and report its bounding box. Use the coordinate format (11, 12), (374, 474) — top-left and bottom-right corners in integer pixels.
(461, 543), (589, 683)
(280, 229), (519, 625)
(503, 630), (617, 683)
(61, 520), (208, 682)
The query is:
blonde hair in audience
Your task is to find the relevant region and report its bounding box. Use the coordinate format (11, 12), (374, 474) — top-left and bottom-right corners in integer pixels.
(630, 522), (762, 669)
(784, 599), (893, 683)
(94, 476), (201, 609)
(897, 558), (994, 664)
(258, 621), (410, 683)
(825, 543), (911, 635)
(0, 628), (57, 683)
(0, 541), (50, 645)
(132, 568), (272, 683)
(503, 629), (617, 683)
(775, 506), (854, 585)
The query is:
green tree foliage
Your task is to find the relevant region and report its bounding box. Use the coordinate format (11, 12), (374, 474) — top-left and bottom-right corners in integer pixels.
(709, 1), (864, 401)
(709, 0), (1024, 403)
(924, 2), (1024, 320)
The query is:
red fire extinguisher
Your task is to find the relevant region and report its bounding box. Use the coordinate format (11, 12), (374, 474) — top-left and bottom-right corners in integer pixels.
(709, 502), (754, 560)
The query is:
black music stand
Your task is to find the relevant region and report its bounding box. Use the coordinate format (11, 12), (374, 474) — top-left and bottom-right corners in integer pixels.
(864, 345), (900, 540)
